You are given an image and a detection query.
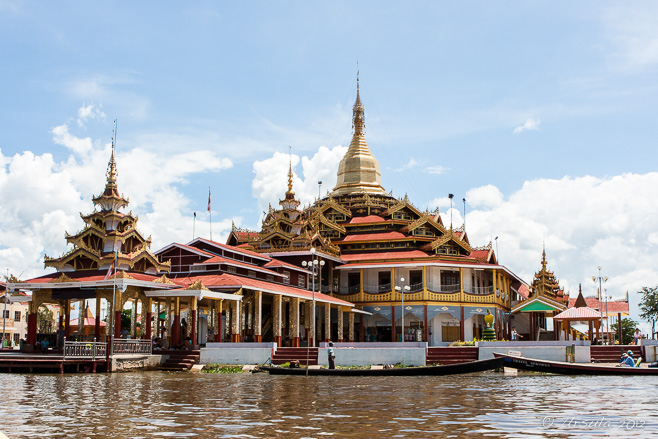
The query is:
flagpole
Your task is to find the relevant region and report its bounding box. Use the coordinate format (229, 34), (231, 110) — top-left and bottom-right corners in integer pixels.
(208, 186), (213, 241)
(193, 212), (196, 240)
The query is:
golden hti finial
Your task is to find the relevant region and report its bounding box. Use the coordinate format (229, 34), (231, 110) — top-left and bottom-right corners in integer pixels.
(106, 120), (118, 187)
(352, 70), (365, 136)
(285, 147), (295, 199)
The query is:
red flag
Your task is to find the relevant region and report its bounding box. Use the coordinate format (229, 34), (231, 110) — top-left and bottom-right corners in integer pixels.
(207, 188), (211, 212)
(103, 260), (115, 280)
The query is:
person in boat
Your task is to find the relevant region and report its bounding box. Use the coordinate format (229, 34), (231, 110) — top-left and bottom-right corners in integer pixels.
(619, 351), (635, 367)
(327, 341), (336, 369)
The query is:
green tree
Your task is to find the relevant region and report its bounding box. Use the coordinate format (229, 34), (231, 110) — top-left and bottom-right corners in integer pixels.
(611, 317), (639, 345)
(121, 309), (132, 331)
(639, 286), (658, 340)
(37, 306), (56, 333)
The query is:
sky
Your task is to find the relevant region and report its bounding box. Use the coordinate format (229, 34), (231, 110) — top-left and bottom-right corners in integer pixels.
(1, 2), (658, 333)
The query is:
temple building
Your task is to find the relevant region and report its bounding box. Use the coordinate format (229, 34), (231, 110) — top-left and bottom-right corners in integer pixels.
(9, 143), (355, 349)
(228, 77), (530, 344)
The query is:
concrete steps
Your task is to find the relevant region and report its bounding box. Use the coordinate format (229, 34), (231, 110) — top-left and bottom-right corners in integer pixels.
(590, 345), (644, 363)
(272, 347), (318, 366)
(426, 347), (478, 365)
(159, 350), (201, 371)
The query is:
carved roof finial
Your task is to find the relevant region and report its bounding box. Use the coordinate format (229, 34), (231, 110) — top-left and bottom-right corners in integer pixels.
(106, 127), (118, 188)
(286, 154), (295, 197)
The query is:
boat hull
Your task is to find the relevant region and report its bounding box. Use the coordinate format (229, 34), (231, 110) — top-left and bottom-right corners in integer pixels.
(493, 353), (658, 376)
(260, 357), (504, 376)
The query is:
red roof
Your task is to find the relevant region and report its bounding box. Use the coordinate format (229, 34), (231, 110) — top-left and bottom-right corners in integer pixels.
(190, 237), (269, 260)
(200, 255), (283, 277)
(568, 297), (629, 314)
(264, 259), (310, 273)
(338, 232), (407, 242)
(470, 250), (490, 260)
(517, 284), (530, 299)
(554, 307), (602, 320)
(348, 215), (387, 224)
(171, 273), (353, 306)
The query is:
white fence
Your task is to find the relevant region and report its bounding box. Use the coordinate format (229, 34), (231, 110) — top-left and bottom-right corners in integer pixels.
(113, 339), (152, 355)
(63, 340), (107, 360)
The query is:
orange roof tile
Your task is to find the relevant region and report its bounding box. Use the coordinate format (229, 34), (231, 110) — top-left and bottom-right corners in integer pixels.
(338, 231), (407, 242)
(171, 273), (352, 307)
(348, 215), (387, 224)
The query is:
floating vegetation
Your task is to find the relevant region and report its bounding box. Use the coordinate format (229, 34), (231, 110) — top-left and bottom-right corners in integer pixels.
(203, 364), (244, 374)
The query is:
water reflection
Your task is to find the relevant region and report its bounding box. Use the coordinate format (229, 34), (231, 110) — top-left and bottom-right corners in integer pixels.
(0, 372), (657, 438)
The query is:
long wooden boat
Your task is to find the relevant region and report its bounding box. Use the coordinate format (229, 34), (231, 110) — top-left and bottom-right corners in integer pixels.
(259, 357), (504, 376)
(493, 353), (658, 376)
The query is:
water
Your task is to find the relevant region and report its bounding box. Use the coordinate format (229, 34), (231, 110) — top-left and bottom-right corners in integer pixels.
(0, 371), (657, 438)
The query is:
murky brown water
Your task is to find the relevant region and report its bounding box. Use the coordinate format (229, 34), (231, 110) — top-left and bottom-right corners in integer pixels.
(0, 371), (657, 438)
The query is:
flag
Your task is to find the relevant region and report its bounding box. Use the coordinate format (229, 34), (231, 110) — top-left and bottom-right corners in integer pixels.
(103, 260), (115, 280)
(207, 188), (211, 212)
(194, 212), (196, 218)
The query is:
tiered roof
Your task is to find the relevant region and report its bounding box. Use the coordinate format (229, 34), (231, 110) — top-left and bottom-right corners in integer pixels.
(529, 246), (566, 302)
(43, 144), (170, 275)
(232, 78), (505, 273)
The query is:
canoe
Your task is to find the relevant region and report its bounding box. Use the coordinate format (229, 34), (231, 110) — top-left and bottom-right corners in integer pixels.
(493, 353), (658, 376)
(259, 357), (504, 376)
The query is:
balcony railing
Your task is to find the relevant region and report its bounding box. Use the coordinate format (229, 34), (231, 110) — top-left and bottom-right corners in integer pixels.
(113, 339), (152, 355)
(466, 285), (494, 295)
(427, 283), (460, 293)
(363, 283), (392, 294)
(63, 340), (107, 360)
(338, 285), (361, 295)
(407, 282), (423, 293)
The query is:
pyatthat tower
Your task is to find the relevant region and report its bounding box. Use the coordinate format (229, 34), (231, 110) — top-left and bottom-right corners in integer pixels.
(44, 144), (170, 274)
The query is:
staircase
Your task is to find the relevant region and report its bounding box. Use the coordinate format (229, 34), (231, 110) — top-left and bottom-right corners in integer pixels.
(426, 347), (478, 365)
(590, 345), (644, 363)
(272, 347), (318, 366)
(159, 350), (201, 371)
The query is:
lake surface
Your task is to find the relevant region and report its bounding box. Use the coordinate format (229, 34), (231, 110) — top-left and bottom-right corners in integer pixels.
(0, 371), (657, 438)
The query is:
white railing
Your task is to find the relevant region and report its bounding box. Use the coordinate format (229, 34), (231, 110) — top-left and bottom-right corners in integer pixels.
(466, 285), (494, 295)
(429, 283), (460, 293)
(63, 340), (107, 360)
(338, 285), (361, 295)
(363, 283), (391, 294)
(113, 339), (152, 355)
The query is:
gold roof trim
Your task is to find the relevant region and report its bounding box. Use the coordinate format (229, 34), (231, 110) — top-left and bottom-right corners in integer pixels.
(185, 280), (210, 291)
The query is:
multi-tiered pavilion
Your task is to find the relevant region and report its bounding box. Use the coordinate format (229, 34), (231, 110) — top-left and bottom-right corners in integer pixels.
(229, 77), (530, 344)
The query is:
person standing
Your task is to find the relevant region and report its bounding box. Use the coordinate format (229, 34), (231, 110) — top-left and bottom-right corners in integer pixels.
(512, 327), (523, 341)
(327, 341), (336, 369)
(634, 329), (642, 345)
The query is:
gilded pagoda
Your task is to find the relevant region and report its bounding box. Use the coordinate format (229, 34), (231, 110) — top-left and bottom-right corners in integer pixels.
(229, 76), (529, 344)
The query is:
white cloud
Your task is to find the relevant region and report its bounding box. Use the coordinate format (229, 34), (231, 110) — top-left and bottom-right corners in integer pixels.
(465, 184), (504, 209)
(396, 158), (419, 171)
(603, 5), (658, 71)
(459, 173), (658, 330)
(51, 124), (94, 155)
(77, 103), (106, 127)
(0, 112), (233, 279)
(513, 118), (541, 134)
(251, 145), (347, 218)
(425, 165), (448, 175)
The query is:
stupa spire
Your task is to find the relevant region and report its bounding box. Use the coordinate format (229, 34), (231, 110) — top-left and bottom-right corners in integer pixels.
(332, 72), (386, 196)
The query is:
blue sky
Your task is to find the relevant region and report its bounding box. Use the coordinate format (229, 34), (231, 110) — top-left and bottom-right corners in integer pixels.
(2, 2), (658, 331)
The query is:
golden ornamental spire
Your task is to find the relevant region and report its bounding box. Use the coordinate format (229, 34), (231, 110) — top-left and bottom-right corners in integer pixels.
(332, 72), (386, 197)
(353, 71), (365, 135)
(106, 139), (118, 187)
(286, 157), (294, 197)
